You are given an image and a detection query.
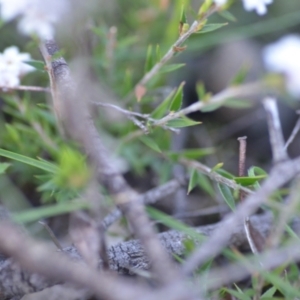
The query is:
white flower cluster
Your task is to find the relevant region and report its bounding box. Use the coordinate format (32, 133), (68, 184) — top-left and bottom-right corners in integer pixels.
(0, 46), (34, 88)
(0, 0), (69, 39)
(263, 35), (300, 98)
(214, 0), (273, 15)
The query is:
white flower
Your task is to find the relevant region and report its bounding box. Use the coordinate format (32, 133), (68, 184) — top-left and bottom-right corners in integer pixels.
(0, 46), (35, 88)
(0, 0), (69, 39)
(214, 0), (228, 5)
(0, 0), (29, 21)
(1, 46), (34, 74)
(0, 69), (20, 88)
(18, 11), (56, 39)
(263, 35), (300, 97)
(242, 0), (273, 15)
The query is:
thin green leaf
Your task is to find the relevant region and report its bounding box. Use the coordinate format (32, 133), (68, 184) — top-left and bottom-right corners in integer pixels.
(211, 162), (224, 172)
(198, 0), (213, 15)
(139, 136), (161, 153)
(196, 81), (206, 100)
(51, 49), (66, 61)
(159, 63), (185, 74)
(200, 102), (222, 112)
(166, 148), (215, 160)
(35, 108), (56, 125)
(218, 183), (235, 211)
(0, 148), (58, 173)
(155, 44), (161, 62)
(12, 201), (89, 223)
(262, 271), (300, 298)
(156, 161), (172, 184)
(180, 4), (187, 23)
(234, 284), (254, 299)
(196, 23), (228, 34)
(117, 36), (138, 48)
(248, 166), (268, 189)
(222, 287), (252, 300)
(183, 148), (215, 159)
(230, 65), (250, 85)
(223, 99), (252, 109)
(151, 88), (176, 119)
(167, 116), (201, 128)
(166, 148), (214, 161)
(5, 124), (20, 143)
(24, 60), (44, 71)
(215, 168), (234, 179)
(90, 26), (106, 38)
(147, 207), (205, 242)
(197, 172), (214, 197)
(169, 81), (185, 112)
(0, 163), (10, 174)
(123, 69), (133, 94)
(187, 169), (198, 194)
(234, 175), (266, 186)
(285, 224), (300, 241)
(37, 179), (56, 192)
(248, 166), (268, 176)
(145, 45), (154, 72)
(218, 10), (237, 22)
(261, 286), (277, 298)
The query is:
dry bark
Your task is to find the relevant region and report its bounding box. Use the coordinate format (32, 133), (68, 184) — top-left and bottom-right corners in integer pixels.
(0, 213), (272, 300)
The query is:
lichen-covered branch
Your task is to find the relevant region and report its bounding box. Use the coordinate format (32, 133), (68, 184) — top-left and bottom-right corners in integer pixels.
(0, 213), (273, 299)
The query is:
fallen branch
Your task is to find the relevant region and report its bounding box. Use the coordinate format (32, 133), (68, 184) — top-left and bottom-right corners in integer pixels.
(0, 213), (273, 299)
(0, 221), (150, 300)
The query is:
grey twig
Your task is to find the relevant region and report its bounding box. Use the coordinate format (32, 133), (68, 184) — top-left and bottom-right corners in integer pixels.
(126, 114), (149, 134)
(39, 39), (182, 285)
(93, 102), (151, 119)
(237, 136), (247, 202)
(237, 137), (247, 178)
(263, 97), (288, 163)
(179, 158), (253, 195)
(152, 82), (264, 128)
(93, 101), (180, 133)
(102, 179), (182, 229)
(0, 85), (50, 93)
(237, 137), (261, 254)
(284, 112), (300, 150)
(38, 221), (63, 251)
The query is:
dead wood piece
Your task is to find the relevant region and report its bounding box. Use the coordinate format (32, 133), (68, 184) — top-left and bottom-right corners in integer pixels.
(20, 284), (91, 300)
(0, 213), (273, 299)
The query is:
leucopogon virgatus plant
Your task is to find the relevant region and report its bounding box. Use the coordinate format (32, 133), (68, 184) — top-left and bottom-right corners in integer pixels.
(1, 1), (300, 300)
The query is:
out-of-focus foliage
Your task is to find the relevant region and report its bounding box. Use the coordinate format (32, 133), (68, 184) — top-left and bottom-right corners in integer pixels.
(1, 2), (300, 297)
